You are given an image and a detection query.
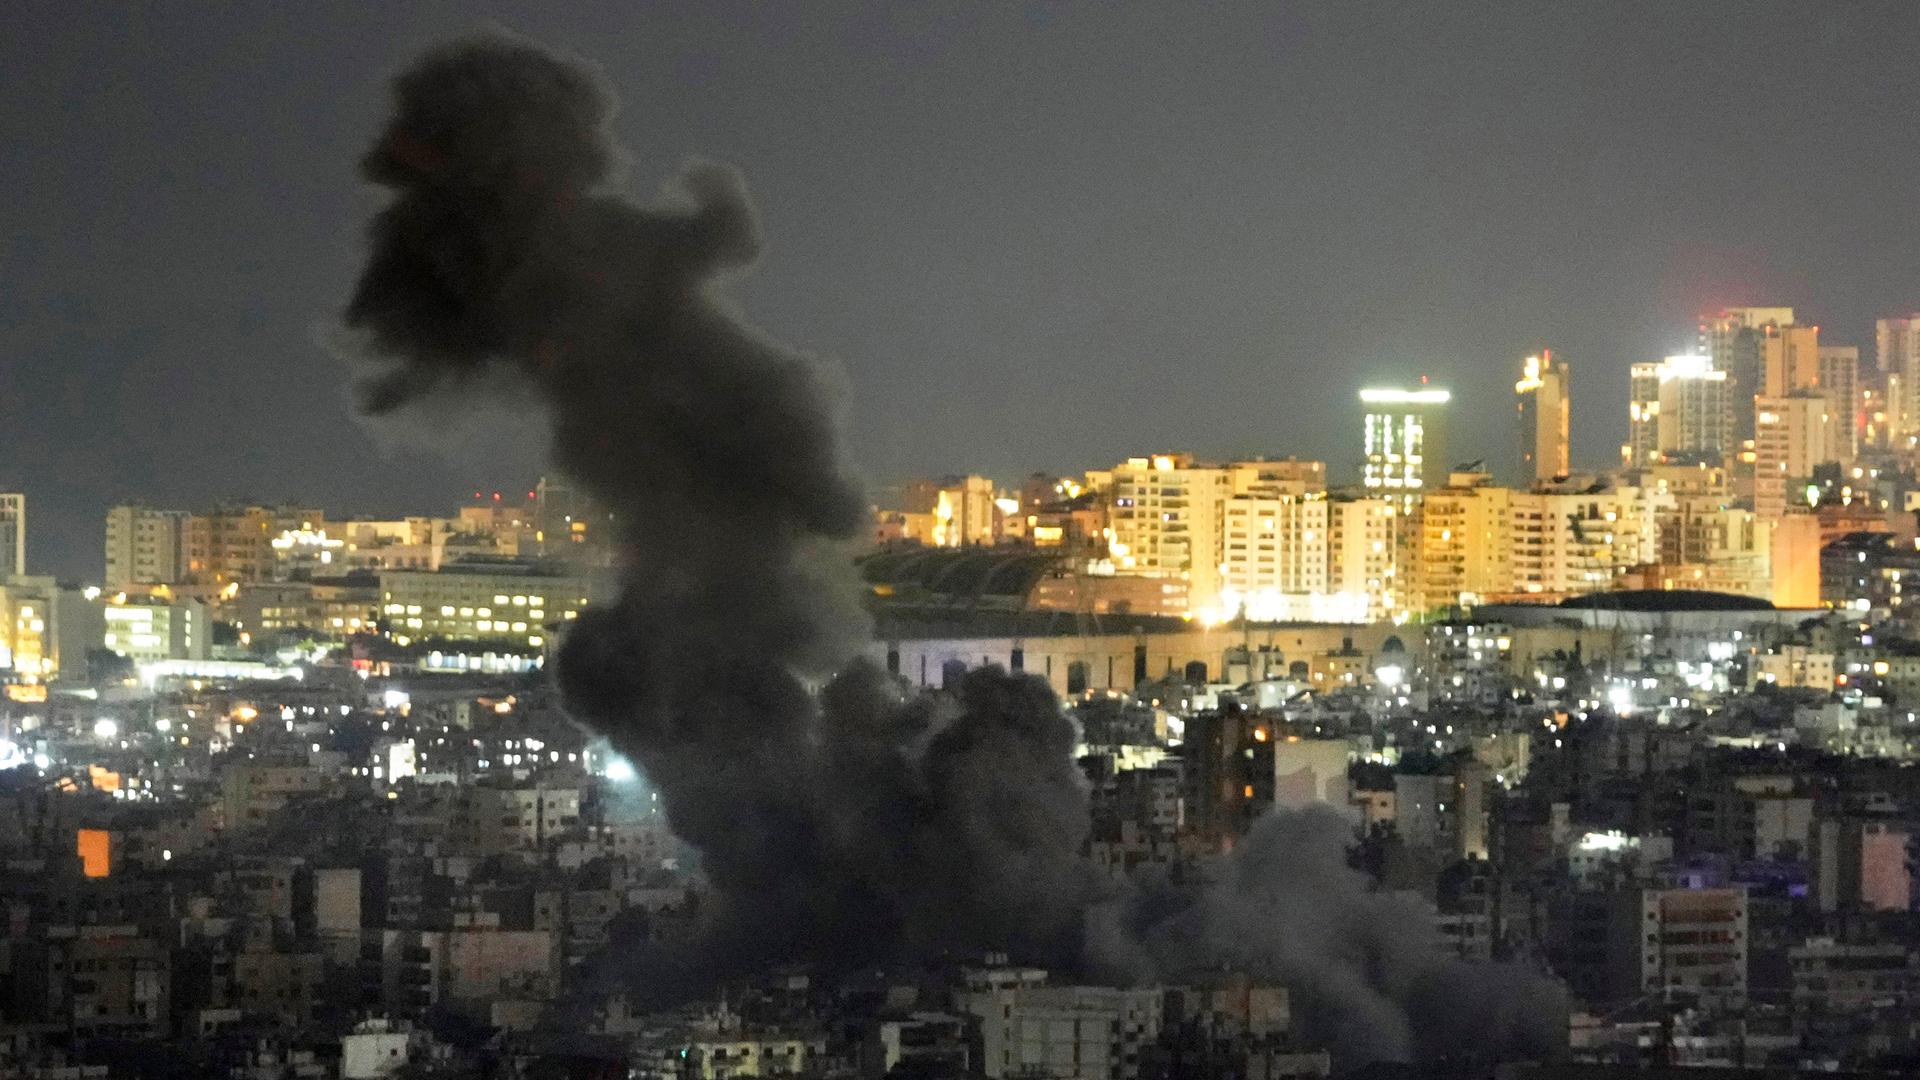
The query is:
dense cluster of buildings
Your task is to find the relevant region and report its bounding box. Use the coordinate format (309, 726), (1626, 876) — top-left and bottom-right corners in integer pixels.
(874, 310), (1920, 629)
(8, 306), (1920, 1076)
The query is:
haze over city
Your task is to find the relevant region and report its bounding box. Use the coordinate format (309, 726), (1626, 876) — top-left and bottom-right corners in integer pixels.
(11, 6), (1920, 1080)
(9, 2), (1920, 579)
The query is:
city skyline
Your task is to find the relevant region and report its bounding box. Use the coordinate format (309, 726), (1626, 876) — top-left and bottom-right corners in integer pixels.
(13, 10), (1920, 1074)
(9, 3), (1920, 579)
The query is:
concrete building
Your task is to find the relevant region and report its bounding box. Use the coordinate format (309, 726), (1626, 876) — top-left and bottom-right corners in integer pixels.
(1327, 496), (1404, 622)
(104, 506), (191, 589)
(379, 560), (595, 651)
(0, 492), (23, 577)
(0, 575), (103, 681)
(1105, 455), (1234, 618)
(1516, 350), (1571, 483)
(1760, 323), (1821, 397)
(1419, 469), (1514, 610)
(1217, 491), (1331, 623)
(102, 596), (208, 665)
(1627, 355), (1730, 467)
(1876, 315), (1920, 444)
(1508, 482), (1667, 599)
(874, 619), (1405, 698)
(1753, 394), (1830, 521)
(959, 984), (1164, 1080)
(1813, 817), (1911, 914)
(1789, 940), (1917, 1015)
(1611, 886), (1749, 1010)
(1816, 345), (1859, 465)
(1700, 307), (1795, 445)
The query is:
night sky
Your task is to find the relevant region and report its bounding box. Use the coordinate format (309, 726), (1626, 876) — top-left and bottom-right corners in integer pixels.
(6, 2), (1920, 581)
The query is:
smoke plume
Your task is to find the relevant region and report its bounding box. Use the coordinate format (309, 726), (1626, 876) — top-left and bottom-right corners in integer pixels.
(345, 33), (1562, 1067)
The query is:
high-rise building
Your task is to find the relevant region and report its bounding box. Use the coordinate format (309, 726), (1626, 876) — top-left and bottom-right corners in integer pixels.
(1360, 386), (1451, 501)
(0, 493), (24, 578)
(1701, 307), (1795, 445)
(1419, 469), (1514, 610)
(1875, 316), (1920, 446)
(1509, 482), (1667, 598)
(1217, 490), (1331, 622)
(1327, 495), (1404, 622)
(1515, 351), (1571, 484)
(104, 506), (191, 590)
(184, 505), (326, 587)
(1626, 355), (1730, 466)
(1104, 457), (1342, 622)
(1760, 323), (1820, 397)
(1612, 886), (1749, 1010)
(1816, 345), (1859, 465)
(1753, 394), (1829, 521)
(1106, 455), (1233, 617)
(1874, 315), (1920, 374)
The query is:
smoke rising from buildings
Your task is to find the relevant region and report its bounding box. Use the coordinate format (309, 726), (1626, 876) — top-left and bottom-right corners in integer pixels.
(344, 33), (1561, 1066)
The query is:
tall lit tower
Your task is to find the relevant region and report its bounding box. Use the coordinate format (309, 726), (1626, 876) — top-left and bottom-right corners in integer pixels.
(1515, 350), (1570, 483)
(1699, 307), (1794, 447)
(1360, 385), (1450, 502)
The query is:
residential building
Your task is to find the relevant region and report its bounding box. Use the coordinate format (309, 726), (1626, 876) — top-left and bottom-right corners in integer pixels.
(1105, 455), (1234, 617)
(959, 984), (1164, 1080)
(1327, 495), (1403, 622)
(1217, 491), (1330, 623)
(1611, 886), (1748, 1010)
(1627, 355), (1730, 467)
(1700, 307), (1795, 445)
(1760, 323), (1821, 397)
(1419, 469), (1514, 610)
(104, 505), (191, 589)
(1875, 315), (1920, 444)
(1816, 345), (1859, 465)
(1753, 394), (1829, 521)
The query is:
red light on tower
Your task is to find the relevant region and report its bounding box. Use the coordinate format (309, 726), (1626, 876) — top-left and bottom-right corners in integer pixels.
(492, 492), (502, 502)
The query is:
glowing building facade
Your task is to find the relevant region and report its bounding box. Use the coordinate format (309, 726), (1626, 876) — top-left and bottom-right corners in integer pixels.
(1360, 387), (1450, 500)
(1515, 351), (1571, 483)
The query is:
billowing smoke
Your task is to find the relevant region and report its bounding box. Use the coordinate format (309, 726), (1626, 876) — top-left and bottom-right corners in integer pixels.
(344, 33), (1562, 1067)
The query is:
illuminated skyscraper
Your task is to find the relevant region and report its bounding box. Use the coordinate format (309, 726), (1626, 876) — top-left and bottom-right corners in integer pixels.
(1626, 355), (1729, 466)
(1700, 307), (1794, 444)
(1515, 350), (1570, 483)
(1360, 386), (1450, 500)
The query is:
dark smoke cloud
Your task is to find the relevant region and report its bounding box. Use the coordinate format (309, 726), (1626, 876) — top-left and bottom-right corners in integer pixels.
(345, 33), (1562, 1068)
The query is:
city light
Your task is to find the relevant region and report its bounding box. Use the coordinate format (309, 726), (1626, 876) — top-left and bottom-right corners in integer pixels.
(1358, 388), (1451, 404)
